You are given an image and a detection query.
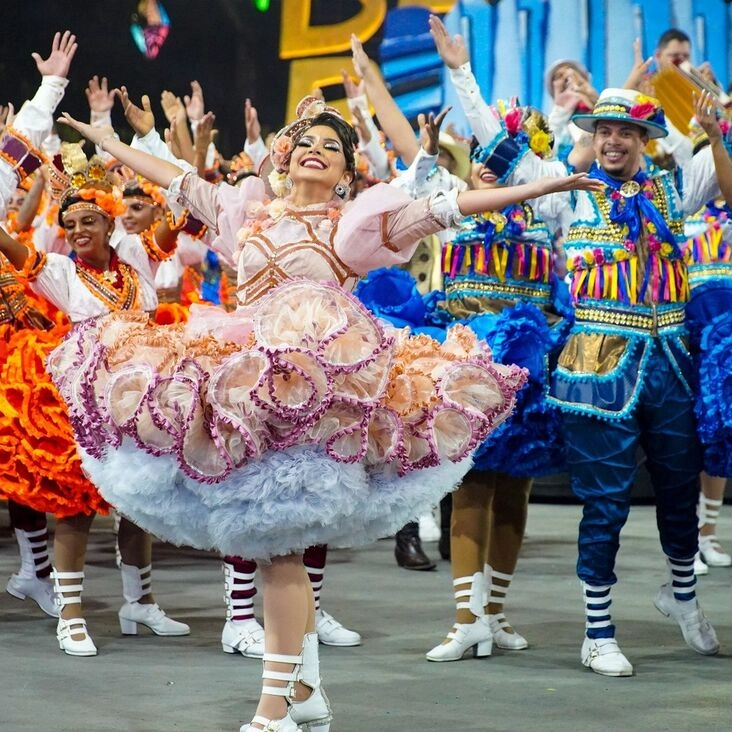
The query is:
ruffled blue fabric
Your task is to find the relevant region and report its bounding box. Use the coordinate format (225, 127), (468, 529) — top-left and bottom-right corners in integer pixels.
(687, 283), (732, 476)
(462, 302), (566, 476)
(355, 267), (567, 477)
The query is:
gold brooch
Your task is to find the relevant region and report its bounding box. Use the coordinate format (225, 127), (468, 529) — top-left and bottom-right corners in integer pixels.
(620, 180), (641, 198)
(101, 271), (117, 285)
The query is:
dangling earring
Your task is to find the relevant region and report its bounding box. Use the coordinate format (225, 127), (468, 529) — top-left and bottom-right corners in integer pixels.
(285, 176), (293, 191)
(334, 182), (348, 200)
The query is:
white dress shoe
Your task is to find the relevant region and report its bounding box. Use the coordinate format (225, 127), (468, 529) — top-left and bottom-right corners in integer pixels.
(418, 512), (441, 542)
(488, 613), (528, 650)
(693, 553), (709, 576)
(221, 618), (264, 657)
(581, 637), (633, 676)
(118, 601), (190, 636)
(699, 535), (732, 567)
(57, 616), (98, 657)
(6, 573), (59, 617)
(240, 715), (301, 731)
(315, 609), (361, 647)
(426, 617), (493, 661)
(653, 583), (719, 655)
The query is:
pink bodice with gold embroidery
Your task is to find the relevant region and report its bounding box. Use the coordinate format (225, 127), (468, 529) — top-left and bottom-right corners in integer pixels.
(236, 205), (358, 306)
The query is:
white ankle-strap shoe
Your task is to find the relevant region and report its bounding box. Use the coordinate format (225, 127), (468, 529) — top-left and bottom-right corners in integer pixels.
(119, 601), (190, 636)
(240, 715), (300, 731)
(426, 617), (493, 661)
(654, 583), (720, 655)
(52, 569), (97, 656)
(488, 613), (528, 650)
(222, 618), (265, 657)
(315, 609), (361, 647)
(699, 535), (732, 567)
(581, 637), (633, 676)
(57, 616), (98, 657)
(6, 573), (59, 617)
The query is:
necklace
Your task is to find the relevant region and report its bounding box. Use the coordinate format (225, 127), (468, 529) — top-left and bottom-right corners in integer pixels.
(75, 252), (141, 311)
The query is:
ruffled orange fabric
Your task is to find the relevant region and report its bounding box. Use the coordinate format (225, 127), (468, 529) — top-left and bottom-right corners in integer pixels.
(0, 316), (108, 517)
(155, 301), (190, 325)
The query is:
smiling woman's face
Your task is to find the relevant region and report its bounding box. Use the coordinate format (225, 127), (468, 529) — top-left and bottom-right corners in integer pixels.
(62, 209), (114, 265)
(469, 162), (499, 190)
(288, 124), (350, 191)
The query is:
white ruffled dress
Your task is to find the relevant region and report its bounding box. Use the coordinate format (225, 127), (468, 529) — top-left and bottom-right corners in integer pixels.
(49, 175), (526, 559)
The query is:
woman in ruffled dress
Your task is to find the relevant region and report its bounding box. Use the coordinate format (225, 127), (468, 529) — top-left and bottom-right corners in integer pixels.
(55, 91), (600, 731)
(681, 97), (732, 574)
(0, 146), (190, 656)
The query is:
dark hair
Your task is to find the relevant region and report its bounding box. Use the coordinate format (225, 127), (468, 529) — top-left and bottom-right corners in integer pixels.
(656, 28), (690, 51)
(122, 180), (152, 199)
(296, 112), (359, 173)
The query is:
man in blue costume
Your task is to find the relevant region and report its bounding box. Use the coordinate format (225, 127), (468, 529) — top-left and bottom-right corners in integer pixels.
(429, 14), (724, 678)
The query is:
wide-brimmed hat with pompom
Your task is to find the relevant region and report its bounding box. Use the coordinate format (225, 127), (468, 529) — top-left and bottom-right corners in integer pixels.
(571, 88), (668, 139)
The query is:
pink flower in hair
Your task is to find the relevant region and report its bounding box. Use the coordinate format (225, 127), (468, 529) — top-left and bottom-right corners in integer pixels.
(271, 134), (294, 171)
(503, 108), (523, 136)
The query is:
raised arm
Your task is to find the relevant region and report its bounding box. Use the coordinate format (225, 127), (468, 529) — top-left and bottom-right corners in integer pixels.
(0, 226), (32, 270)
(694, 91), (732, 206)
(58, 108), (184, 189)
(456, 172), (603, 216)
(351, 34), (420, 165)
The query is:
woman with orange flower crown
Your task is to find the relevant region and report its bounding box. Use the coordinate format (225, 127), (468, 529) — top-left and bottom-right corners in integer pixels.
(0, 136), (192, 656)
(56, 75), (599, 728)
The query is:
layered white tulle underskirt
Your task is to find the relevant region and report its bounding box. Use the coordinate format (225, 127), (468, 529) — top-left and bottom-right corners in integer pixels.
(49, 280), (525, 558)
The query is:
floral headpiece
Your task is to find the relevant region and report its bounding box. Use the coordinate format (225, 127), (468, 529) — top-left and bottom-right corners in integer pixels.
(269, 95), (346, 174)
(494, 100), (554, 159)
(470, 100), (554, 181)
(121, 176), (166, 208)
(227, 151), (255, 185)
(48, 143), (126, 222)
(572, 88), (668, 139)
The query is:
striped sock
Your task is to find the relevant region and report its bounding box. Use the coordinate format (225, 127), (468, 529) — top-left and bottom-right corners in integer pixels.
(582, 582), (614, 639)
(223, 556), (257, 622)
(666, 556), (696, 602)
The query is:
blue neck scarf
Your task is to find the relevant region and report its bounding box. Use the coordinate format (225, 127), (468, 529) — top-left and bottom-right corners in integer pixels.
(588, 162), (679, 256)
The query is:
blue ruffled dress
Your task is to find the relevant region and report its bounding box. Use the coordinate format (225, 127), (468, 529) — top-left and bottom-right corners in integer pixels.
(684, 203), (732, 476)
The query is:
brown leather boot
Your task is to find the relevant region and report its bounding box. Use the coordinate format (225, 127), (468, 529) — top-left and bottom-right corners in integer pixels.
(394, 522), (436, 571)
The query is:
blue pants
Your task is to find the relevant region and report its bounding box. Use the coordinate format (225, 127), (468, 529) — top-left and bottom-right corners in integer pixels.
(563, 343), (701, 585)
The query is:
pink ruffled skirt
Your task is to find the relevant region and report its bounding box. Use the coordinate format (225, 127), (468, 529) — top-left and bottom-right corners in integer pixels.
(49, 280), (525, 558)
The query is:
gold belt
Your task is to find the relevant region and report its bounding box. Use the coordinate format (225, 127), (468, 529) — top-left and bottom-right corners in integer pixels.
(444, 279), (550, 300)
(574, 305), (685, 335)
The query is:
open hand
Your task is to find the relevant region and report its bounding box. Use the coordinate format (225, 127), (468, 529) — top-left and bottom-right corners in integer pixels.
(429, 15), (468, 69)
(693, 90), (722, 141)
(536, 172), (606, 196)
(350, 34), (374, 80)
(32, 30), (77, 78)
(57, 112), (111, 146)
(115, 86), (155, 136)
(418, 107), (451, 156)
(184, 80), (205, 122)
(86, 75), (114, 114)
(244, 98), (261, 144)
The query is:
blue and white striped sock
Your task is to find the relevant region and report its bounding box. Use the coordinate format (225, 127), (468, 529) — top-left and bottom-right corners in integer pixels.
(666, 556), (696, 602)
(582, 582), (614, 639)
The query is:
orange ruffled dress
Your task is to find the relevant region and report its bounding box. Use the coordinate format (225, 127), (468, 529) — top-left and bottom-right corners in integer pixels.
(48, 176), (526, 558)
(0, 257), (107, 517)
